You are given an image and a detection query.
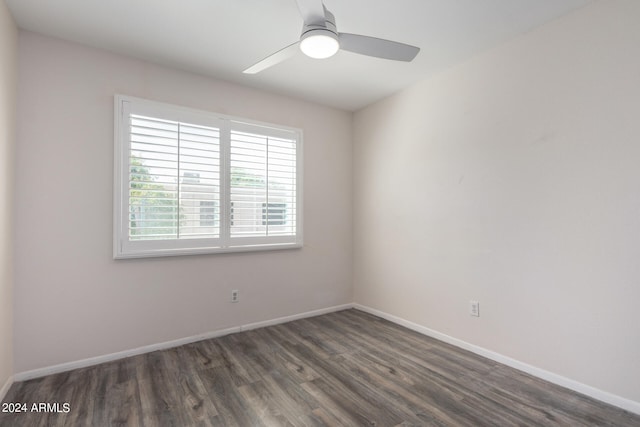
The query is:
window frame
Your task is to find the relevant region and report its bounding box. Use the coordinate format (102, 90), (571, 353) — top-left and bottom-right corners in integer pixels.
(114, 95), (303, 259)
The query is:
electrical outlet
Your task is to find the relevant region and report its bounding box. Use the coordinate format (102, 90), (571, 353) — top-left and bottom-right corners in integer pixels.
(231, 290), (239, 303)
(470, 300), (480, 317)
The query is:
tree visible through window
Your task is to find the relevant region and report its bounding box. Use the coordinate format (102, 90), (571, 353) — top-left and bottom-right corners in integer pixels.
(129, 156), (179, 239)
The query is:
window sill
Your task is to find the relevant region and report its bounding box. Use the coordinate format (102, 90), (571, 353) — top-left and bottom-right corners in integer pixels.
(113, 242), (303, 259)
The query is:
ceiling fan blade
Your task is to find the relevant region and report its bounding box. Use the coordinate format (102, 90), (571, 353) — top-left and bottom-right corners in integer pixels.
(295, 0), (327, 26)
(243, 42), (300, 74)
(338, 33), (420, 62)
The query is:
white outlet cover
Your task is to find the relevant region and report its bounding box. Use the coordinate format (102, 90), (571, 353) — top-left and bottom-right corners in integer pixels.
(470, 300), (480, 317)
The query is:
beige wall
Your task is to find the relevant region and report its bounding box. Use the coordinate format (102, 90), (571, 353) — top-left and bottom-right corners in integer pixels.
(13, 32), (352, 373)
(0, 0), (17, 396)
(353, 0), (640, 404)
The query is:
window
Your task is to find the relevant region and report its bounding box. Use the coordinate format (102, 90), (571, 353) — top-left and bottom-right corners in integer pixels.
(262, 203), (287, 226)
(199, 201), (218, 227)
(114, 95), (302, 258)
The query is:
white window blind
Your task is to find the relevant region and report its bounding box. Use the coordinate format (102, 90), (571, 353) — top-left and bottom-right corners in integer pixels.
(114, 95), (303, 258)
(229, 127), (297, 242)
(129, 115), (221, 241)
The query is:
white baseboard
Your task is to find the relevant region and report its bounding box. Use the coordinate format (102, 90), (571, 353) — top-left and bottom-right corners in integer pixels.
(14, 303), (354, 382)
(239, 303), (354, 332)
(353, 304), (640, 416)
(0, 374), (13, 403)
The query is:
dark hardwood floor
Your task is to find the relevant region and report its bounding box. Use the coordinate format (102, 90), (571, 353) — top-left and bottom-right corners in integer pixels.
(2, 309), (639, 426)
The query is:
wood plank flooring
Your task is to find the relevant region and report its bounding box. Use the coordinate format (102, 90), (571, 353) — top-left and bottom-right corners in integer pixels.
(2, 309), (639, 426)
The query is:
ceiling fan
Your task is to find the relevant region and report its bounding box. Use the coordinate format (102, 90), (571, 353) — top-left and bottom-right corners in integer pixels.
(243, 0), (420, 74)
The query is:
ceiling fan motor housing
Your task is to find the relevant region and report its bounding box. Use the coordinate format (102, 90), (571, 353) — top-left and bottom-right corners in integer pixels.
(299, 9), (339, 59)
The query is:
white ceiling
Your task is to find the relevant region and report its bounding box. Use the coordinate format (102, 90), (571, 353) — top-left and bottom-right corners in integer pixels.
(6, 0), (593, 111)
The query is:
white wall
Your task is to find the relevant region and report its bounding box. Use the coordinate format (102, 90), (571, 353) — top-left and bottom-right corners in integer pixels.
(0, 0), (17, 397)
(353, 0), (640, 404)
(14, 32), (352, 373)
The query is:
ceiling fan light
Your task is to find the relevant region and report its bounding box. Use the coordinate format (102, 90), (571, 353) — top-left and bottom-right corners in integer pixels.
(300, 30), (339, 59)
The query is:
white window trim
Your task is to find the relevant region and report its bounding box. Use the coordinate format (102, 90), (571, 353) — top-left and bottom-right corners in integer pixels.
(113, 95), (303, 259)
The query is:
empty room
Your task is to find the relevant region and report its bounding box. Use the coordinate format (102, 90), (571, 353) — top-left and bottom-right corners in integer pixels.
(1, 0), (639, 425)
